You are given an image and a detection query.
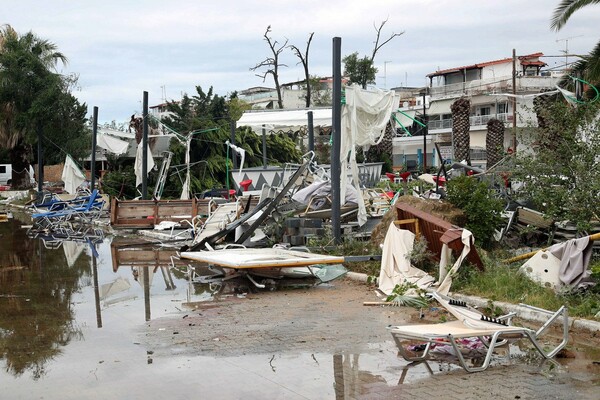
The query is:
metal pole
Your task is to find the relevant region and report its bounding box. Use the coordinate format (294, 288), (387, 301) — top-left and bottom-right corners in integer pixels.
(230, 120), (237, 170)
(262, 124), (267, 169)
(91, 106), (98, 191)
(144, 266), (151, 321)
(512, 49), (517, 152)
(92, 252), (102, 328)
(36, 122), (43, 198)
(331, 37), (342, 245)
(142, 91), (149, 199)
(307, 111), (314, 154)
(422, 92), (428, 172)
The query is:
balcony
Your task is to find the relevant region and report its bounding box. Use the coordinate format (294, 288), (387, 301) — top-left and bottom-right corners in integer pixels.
(429, 75), (561, 100)
(427, 113), (512, 132)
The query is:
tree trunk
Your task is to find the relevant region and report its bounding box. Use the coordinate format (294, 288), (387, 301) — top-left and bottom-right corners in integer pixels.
(9, 139), (33, 189)
(450, 97), (471, 165)
(486, 118), (505, 168)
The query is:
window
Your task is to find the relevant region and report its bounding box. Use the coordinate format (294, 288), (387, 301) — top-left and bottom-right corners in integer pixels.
(497, 103), (508, 114)
(478, 107), (491, 116)
(0, 166), (6, 173)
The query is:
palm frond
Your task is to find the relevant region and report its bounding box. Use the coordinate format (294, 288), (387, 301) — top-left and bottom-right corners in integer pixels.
(551, 0), (600, 31)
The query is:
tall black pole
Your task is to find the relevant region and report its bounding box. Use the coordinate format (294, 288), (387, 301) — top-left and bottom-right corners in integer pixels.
(307, 111), (315, 154)
(36, 122), (43, 198)
(142, 91), (149, 199)
(92, 251), (102, 328)
(144, 266), (151, 321)
(331, 37), (342, 245)
(91, 106), (98, 191)
(262, 124), (267, 169)
(230, 120), (237, 170)
(422, 92), (428, 172)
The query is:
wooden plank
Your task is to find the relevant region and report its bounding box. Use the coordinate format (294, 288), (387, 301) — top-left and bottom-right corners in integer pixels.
(395, 201), (484, 270)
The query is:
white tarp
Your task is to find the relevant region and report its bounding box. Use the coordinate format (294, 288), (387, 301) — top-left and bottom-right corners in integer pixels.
(341, 85), (397, 226)
(62, 154), (86, 194)
(226, 140), (246, 180)
(378, 224), (436, 296)
(134, 142), (155, 187)
(377, 224), (474, 296)
(97, 132), (129, 155)
(237, 108), (332, 130)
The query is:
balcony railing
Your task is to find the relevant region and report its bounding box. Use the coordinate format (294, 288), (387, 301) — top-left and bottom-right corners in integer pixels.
(429, 75), (561, 99)
(427, 113), (512, 131)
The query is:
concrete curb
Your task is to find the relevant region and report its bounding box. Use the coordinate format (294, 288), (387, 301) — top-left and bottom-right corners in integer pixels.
(345, 272), (600, 333)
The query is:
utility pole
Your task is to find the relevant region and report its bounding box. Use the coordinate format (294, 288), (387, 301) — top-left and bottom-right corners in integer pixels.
(382, 61), (391, 89)
(422, 91), (428, 171)
(511, 49), (517, 152)
(556, 35), (583, 71)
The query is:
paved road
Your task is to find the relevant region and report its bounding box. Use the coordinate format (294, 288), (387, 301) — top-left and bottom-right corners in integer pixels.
(140, 278), (599, 399)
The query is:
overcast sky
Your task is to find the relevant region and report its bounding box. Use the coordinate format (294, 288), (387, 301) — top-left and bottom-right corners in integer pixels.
(4, 0), (600, 123)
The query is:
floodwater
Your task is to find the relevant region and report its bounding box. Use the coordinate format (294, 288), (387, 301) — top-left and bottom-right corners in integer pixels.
(1, 213), (599, 400)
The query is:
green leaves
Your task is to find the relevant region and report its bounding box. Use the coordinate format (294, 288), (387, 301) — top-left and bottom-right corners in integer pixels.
(342, 52), (378, 89)
(513, 100), (600, 233)
(446, 175), (504, 248)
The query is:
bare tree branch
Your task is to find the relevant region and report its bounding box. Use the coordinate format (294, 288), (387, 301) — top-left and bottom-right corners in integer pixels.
(288, 32), (314, 107)
(249, 26), (288, 108)
(370, 18), (404, 62)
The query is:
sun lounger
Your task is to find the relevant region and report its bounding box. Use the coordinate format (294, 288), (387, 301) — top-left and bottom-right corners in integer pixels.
(387, 292), (569, 372)
(32, 189), (104, 227)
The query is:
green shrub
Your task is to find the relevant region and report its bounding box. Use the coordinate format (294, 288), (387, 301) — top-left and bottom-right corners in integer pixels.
(446, 175), (504, 248)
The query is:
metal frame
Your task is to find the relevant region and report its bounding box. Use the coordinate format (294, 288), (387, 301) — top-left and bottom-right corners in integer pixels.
(388, 294), (569, 373)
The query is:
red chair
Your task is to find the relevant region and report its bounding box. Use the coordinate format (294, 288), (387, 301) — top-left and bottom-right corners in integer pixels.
(399, 172), (412, 182)
(385, 172), (396, 183)
(240, 179), (252, 191)
(432, 176), (446, 186)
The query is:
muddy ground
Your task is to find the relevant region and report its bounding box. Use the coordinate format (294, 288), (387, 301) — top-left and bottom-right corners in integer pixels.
(140, 278), (600, 356)
(137, 277), (600, 399)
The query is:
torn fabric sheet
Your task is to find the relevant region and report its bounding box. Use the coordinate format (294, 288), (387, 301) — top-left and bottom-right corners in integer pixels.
(97, 132), (129, 155)
(378, 224), (435, 295)
(134, 142), (155, 187)
(436, 229), (473, 295)
(180, 136), (192, 200)
(341, 84), (397, 226)
(548, 236), (595, 289)
(291, 179), (359, 209)
(62, 154), (86, 194)
(226, 140), (246, 180)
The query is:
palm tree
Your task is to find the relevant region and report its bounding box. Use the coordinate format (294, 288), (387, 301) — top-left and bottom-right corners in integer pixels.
(0, 25), (69, 187)
(450, 97), (471, 165)
(551, 1), (600, 83)
(485, 118), (504, 167)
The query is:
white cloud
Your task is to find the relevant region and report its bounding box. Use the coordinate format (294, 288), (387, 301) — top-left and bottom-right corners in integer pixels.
(3, 0), (600, 122)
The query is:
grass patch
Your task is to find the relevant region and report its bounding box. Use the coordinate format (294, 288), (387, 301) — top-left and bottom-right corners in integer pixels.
(453, 253), (600, 319)
(306, 225), (600, 320)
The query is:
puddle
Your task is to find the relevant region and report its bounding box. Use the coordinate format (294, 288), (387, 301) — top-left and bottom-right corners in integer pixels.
(1, 216), (599, 399)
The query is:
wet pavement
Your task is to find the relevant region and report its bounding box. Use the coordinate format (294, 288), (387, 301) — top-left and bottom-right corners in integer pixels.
(1, 214), (599, 399)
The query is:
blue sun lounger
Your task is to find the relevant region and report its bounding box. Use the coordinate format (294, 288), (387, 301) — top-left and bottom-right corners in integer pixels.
(32, 189), (104, 227)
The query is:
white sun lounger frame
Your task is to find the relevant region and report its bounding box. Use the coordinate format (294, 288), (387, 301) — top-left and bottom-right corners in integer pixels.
(388, 293), (569, 373)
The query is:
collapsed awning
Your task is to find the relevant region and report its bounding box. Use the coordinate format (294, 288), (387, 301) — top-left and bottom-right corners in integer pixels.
(428, 99), (454, 115)
(237, 108), (332, 131)
(394, 110), (417, 128)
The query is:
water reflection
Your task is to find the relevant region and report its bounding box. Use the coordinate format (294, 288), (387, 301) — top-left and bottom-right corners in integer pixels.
(0, 218), (88, 379)
(0, 221), (222, 380)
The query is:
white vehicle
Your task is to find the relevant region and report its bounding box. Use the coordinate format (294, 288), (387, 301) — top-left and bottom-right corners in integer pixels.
(0, 164), (11, 185)
(0, 164), (35, 186)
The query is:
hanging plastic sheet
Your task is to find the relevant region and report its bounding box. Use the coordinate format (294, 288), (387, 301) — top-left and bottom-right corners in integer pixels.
(62, 154), (86, 194)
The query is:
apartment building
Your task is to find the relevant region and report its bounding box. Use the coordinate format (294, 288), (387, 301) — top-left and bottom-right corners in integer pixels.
(393, 52), (562, 170)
